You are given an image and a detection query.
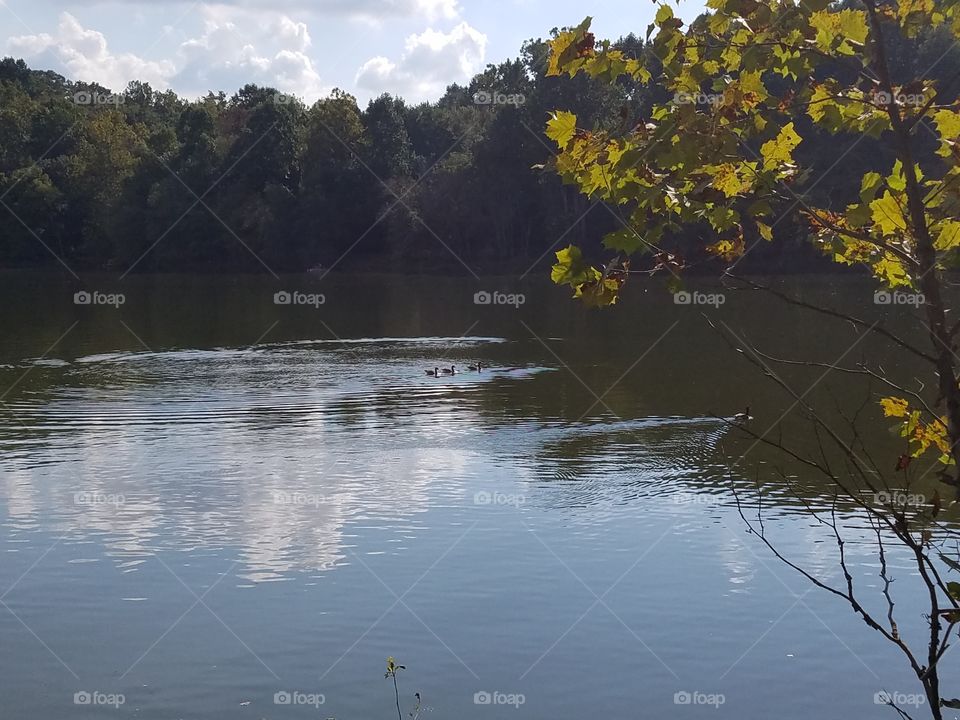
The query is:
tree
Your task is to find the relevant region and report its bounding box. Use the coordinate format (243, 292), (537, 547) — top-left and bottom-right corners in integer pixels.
(543, 3), (960, 717)
(298, 89), (377, 266)
(363, 93), (414, 180)
(79, 110), (146, 252)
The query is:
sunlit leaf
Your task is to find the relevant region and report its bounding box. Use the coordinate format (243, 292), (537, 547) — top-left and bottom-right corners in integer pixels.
(760, 122), (802, 171)
(870, 191), (908, 235)
(551, 244), (601, 287)
(880, 397), (910, 418)
(935, 220), (960, 251)
(546, 111), (578, 149)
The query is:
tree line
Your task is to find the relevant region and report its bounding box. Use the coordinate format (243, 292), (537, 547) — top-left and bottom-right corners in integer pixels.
(0, 19), (956, 275)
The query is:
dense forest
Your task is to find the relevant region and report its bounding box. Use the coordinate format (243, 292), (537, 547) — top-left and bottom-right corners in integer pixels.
(0, 22), (957, 275)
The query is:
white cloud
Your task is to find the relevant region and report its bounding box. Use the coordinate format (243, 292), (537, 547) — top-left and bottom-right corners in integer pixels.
(172, 7), (328, 102)
(408, 0), (460, 20)
(51, 0), (460, 21)
(7, 33), (55, 57)
(346, 0), (460, 21)
(355, 21), (486, 102)
(274, 17), (312, 52)
(4, 5), (480, 105)
(8, 13), (175, 91)
(6, 9), (331, 103)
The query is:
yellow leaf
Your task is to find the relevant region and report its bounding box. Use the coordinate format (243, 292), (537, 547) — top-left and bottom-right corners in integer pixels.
(869, 191), (908, 235)
(837, 9), (870, 44)
(547, 30), (577, 76)
(710, 163), (752, 197)
(707, 235), (745, 261)
(880, 397), (909, 418)
(551, 244), (601, 287)
(577, 277), (622, 307)
(934, 109), (960, 140)
(873, 254), (911, 288)
(546, 111), (578, 149)
(760, 123), (802, 171)
(935, 220), (960, 251)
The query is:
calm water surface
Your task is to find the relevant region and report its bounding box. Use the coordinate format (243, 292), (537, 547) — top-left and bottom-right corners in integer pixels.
(0, 272), (955, 719)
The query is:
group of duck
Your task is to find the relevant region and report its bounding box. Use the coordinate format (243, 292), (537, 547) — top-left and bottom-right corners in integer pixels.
(425, 362), (483, 376)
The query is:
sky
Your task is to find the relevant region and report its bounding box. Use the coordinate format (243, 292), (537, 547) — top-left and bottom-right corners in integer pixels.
(1, 0), (704, 107)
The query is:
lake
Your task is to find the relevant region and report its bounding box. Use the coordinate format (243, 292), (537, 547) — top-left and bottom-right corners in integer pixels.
(0, 271), (952, 719)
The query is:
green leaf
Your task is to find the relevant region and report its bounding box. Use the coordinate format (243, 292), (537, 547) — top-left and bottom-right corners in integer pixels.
(870, 191), (908, 235)
(710, 163), (753, 198)
(934, 109), (960, 155)
(837, 9), (869, 44)
(655, 4), (675, 24)
(546, 111), (578, 148)
(874, 254), (910, 287)
(936, 220), (960, 251)
(603, 228), (649, 254)
(887, 160), (907, 192)
(578, 277), (622, 307)
(551, 245), (601, 287)
(760, 123), (802, 171)
(859, 172), (883, 203)
(706, 205), (738, 231)
(811, 9), (868, 53)
(935, 109), (960, 139)
(546, 17), (594, 77)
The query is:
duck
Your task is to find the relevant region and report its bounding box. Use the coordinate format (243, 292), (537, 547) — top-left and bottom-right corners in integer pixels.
(441, 365), (458, 375)
(425, 367), (440, 376)
(733, 406), (753, 424)
(467, 362), (483, 371)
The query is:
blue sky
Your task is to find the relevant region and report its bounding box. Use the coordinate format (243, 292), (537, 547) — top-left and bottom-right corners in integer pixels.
(1, 0), (704, 106)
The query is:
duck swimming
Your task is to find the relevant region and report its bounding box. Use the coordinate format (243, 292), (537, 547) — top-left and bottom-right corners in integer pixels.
(441, 365), (458, 375)
(425, 367), (440, 376)
(467, 362), (483, 371)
